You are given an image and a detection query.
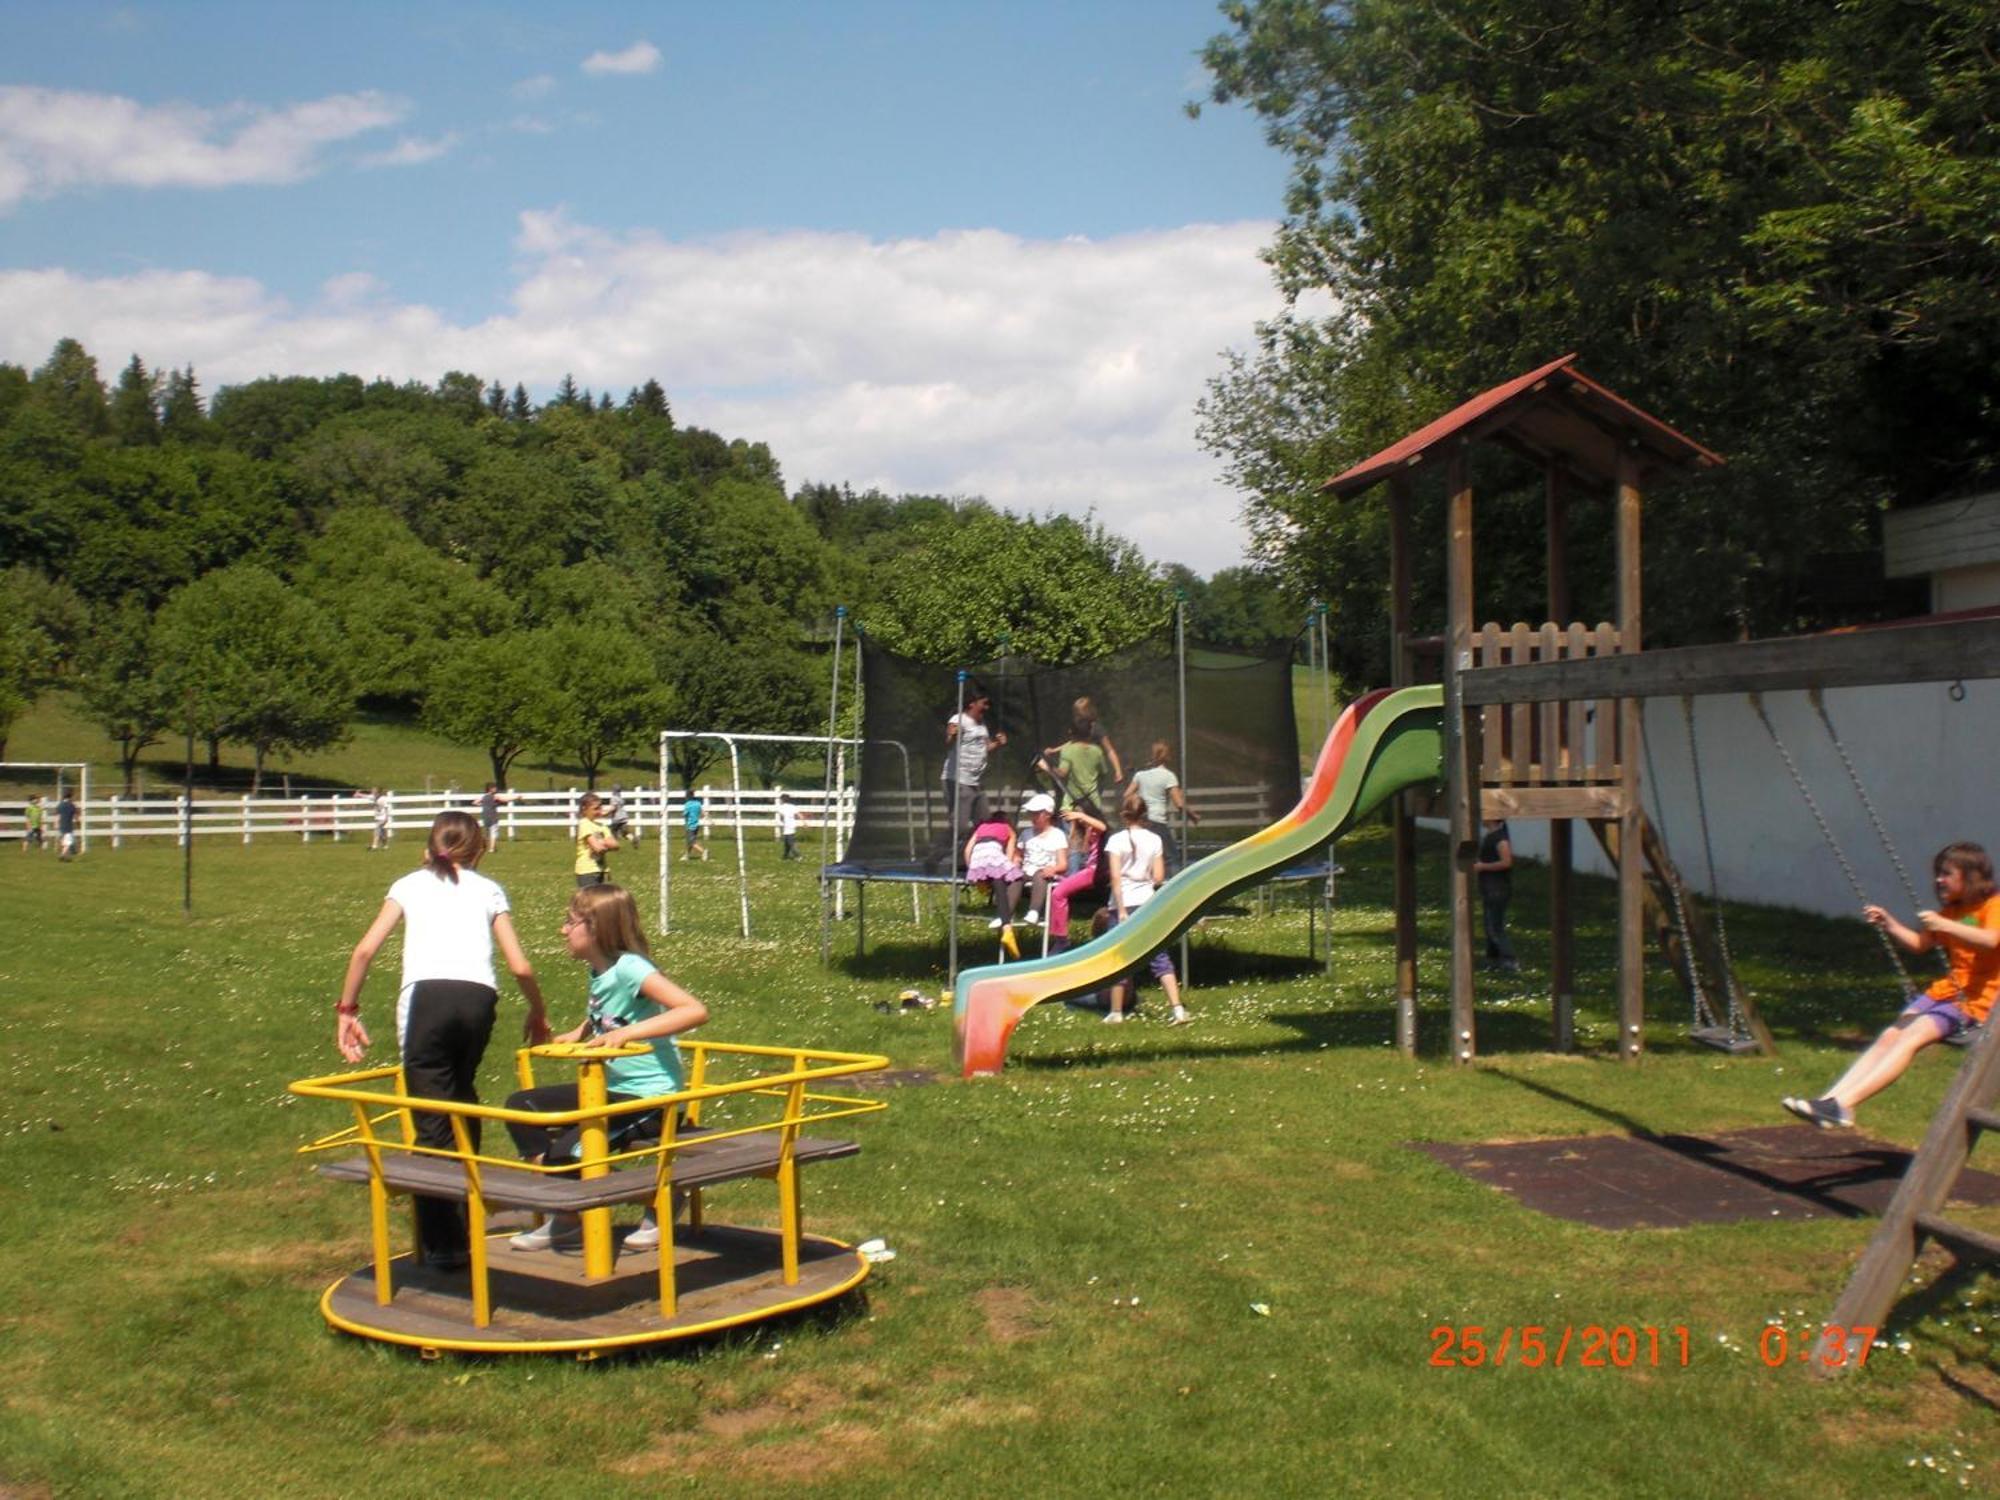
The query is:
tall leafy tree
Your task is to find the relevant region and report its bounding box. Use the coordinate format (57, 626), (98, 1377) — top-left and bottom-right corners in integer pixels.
(153, 565), (355, 790)
(295, 509), (514, 702)
(30, 338), (110, 438)
(867, 507), (1168, 663)
(536, 623), (671, 788)
(423, 631), (562, 789)
(76, 601), (174, 793)
(1196, 0), (2000, 677)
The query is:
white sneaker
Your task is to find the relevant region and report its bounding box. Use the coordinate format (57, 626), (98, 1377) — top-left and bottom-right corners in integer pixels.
(1102, 1012), (1125, 1024)
(509, 1214), (581, 1251)
(1022, 911), (1041, 926)
(988, 917), (1005, 931)
(624, 1216), (662, 1251)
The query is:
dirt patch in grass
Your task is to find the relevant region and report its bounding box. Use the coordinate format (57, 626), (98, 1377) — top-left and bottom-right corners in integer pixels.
(975, 1285), (1049, 1343)
(611, 1376), (870, 1479)
(0, 1479), (56, 1500)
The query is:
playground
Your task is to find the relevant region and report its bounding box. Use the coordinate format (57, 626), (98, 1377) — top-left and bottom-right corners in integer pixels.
(1, 818), (1993, 1497)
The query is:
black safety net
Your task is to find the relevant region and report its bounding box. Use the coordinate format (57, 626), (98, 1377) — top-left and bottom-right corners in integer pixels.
(835, 634), (1300, 874)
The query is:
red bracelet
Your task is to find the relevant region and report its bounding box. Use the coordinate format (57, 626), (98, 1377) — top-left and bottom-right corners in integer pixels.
(336, 1002), (360, 1016)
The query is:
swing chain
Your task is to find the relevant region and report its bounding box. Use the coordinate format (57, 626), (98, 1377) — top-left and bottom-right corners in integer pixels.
(1681, 696), (1750, 1042)
(1639, 710), (1721, 1034)
(1808, 690), (1946, 975)
(1752, 694), (1914, 989)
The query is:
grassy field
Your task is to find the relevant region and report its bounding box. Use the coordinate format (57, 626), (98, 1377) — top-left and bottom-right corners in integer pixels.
(0, 820), (1993, 1498)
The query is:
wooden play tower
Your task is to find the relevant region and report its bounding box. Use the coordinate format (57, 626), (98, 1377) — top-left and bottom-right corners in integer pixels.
(1325, 354), (1769, 1063)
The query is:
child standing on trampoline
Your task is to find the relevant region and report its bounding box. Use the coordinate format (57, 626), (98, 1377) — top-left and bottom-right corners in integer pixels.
(1103, 792), (1189, 1026)
(1784, 841), (1999, 1129)
(508, 883), (710, 1253)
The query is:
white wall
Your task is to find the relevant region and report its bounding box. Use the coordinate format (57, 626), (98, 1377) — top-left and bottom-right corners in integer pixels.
(1503, 679), (1992, 919)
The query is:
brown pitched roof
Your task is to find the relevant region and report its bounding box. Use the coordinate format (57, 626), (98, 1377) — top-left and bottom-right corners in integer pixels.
(1322, 354), (1725, 499)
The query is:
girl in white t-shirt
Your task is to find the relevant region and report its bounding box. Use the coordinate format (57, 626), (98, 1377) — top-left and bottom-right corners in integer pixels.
(1102, 792), (1188, 1025)
(335, 810), (549, 1268)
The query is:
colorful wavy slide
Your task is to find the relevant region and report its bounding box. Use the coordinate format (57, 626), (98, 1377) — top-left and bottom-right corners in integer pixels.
(953, 684), (1446, 1077)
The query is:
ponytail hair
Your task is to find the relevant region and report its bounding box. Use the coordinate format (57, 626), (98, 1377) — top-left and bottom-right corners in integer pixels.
(1120, 791), (1147, 824)
(425, 810), (484, 883)
(1149, 739), (1171, 767)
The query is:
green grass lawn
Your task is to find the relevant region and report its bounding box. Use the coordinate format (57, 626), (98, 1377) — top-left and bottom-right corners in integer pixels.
(0, 823), (1992, 1498)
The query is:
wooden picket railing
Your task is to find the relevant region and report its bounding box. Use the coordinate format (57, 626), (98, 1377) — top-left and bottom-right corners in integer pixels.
(1472, 621), (1623, 786)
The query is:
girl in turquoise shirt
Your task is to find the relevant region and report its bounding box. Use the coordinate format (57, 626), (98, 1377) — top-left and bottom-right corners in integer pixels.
(505, 883), (709, 1252)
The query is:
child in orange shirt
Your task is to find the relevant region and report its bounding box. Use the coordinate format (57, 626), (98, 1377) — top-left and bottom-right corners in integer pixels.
(1784, 842), (1998, 1129)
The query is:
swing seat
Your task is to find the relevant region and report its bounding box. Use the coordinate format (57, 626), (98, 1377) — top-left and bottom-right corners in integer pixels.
(1689, 1024), (1762, 1055)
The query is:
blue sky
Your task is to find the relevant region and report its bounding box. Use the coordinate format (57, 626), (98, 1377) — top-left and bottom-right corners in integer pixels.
(0, 2), (1302, 570)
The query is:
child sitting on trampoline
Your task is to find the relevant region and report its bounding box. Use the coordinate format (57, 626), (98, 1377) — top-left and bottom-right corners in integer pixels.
(1784, 841), (1998, 1130)
(963, 811), (1025, 937)
(508, 883), (710, 1252)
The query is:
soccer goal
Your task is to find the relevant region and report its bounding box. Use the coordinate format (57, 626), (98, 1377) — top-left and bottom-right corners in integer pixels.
(0, 761), (90, 854)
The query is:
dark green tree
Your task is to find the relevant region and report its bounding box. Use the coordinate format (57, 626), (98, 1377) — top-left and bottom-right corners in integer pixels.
(508, 383), (534, 422)
(160, 366), (206, 442)
(109, 355), (161, 446)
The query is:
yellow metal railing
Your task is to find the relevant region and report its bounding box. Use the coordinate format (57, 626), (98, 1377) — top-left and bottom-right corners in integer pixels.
(290, 1040), (889, 1327)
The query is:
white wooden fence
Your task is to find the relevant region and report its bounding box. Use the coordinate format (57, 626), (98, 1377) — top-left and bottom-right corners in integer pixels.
(0, 786), (851, 848)
(0, 780), (1283, 849)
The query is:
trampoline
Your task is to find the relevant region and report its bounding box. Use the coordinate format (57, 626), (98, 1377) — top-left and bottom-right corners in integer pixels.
(819, 606), (1334, 981)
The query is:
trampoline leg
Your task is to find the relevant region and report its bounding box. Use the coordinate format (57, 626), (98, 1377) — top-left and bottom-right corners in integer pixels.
(857, 880), (867, 956)
(818, 875), (830, 968)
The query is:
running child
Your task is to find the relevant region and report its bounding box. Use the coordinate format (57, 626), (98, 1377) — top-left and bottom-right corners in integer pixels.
(507, 883), (710, 1253)
(1784, 842), (1999, 1129)
(335, 810), (550, 1268)
(776, 792), (801, 860)
(682, 787), (708, 862)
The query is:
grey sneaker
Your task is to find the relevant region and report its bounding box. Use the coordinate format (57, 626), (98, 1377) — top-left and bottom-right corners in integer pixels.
(1807, 1096), (1854, 1130)
(510, 1214), (581, 1251)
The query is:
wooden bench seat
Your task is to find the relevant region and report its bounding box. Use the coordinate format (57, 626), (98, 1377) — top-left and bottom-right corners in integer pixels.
(318, 1134), (859, 1212)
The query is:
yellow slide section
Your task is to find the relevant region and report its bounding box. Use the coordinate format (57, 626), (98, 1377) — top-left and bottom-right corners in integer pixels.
(952, 685), (1444, 1075)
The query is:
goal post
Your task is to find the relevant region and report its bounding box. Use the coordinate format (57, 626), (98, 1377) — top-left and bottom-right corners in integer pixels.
(0, 762), (90, 853)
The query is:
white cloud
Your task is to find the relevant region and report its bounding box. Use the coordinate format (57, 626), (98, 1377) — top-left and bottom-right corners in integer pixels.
(0, 86), (405, 211)
(359, 133), (459, 169)
(580, 40), (661, 76)
(511, 74), (557, 101)
(0, 216), (1298, 571)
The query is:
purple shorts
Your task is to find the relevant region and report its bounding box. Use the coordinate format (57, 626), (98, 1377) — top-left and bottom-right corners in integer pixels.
(1901, 994), (1973, 1038)
(1105, 907), (1175, 981)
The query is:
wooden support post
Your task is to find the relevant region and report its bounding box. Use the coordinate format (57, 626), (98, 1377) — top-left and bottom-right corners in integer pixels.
(1615, 450), (1645, 1061)
(1546, 463), (1574, 1050)
(1389, 474), (1418, 1055)
(1445, 450), (1478, 1064)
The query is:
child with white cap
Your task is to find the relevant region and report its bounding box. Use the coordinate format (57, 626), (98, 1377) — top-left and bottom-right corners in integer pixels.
(1018, 793), (1068, 926)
